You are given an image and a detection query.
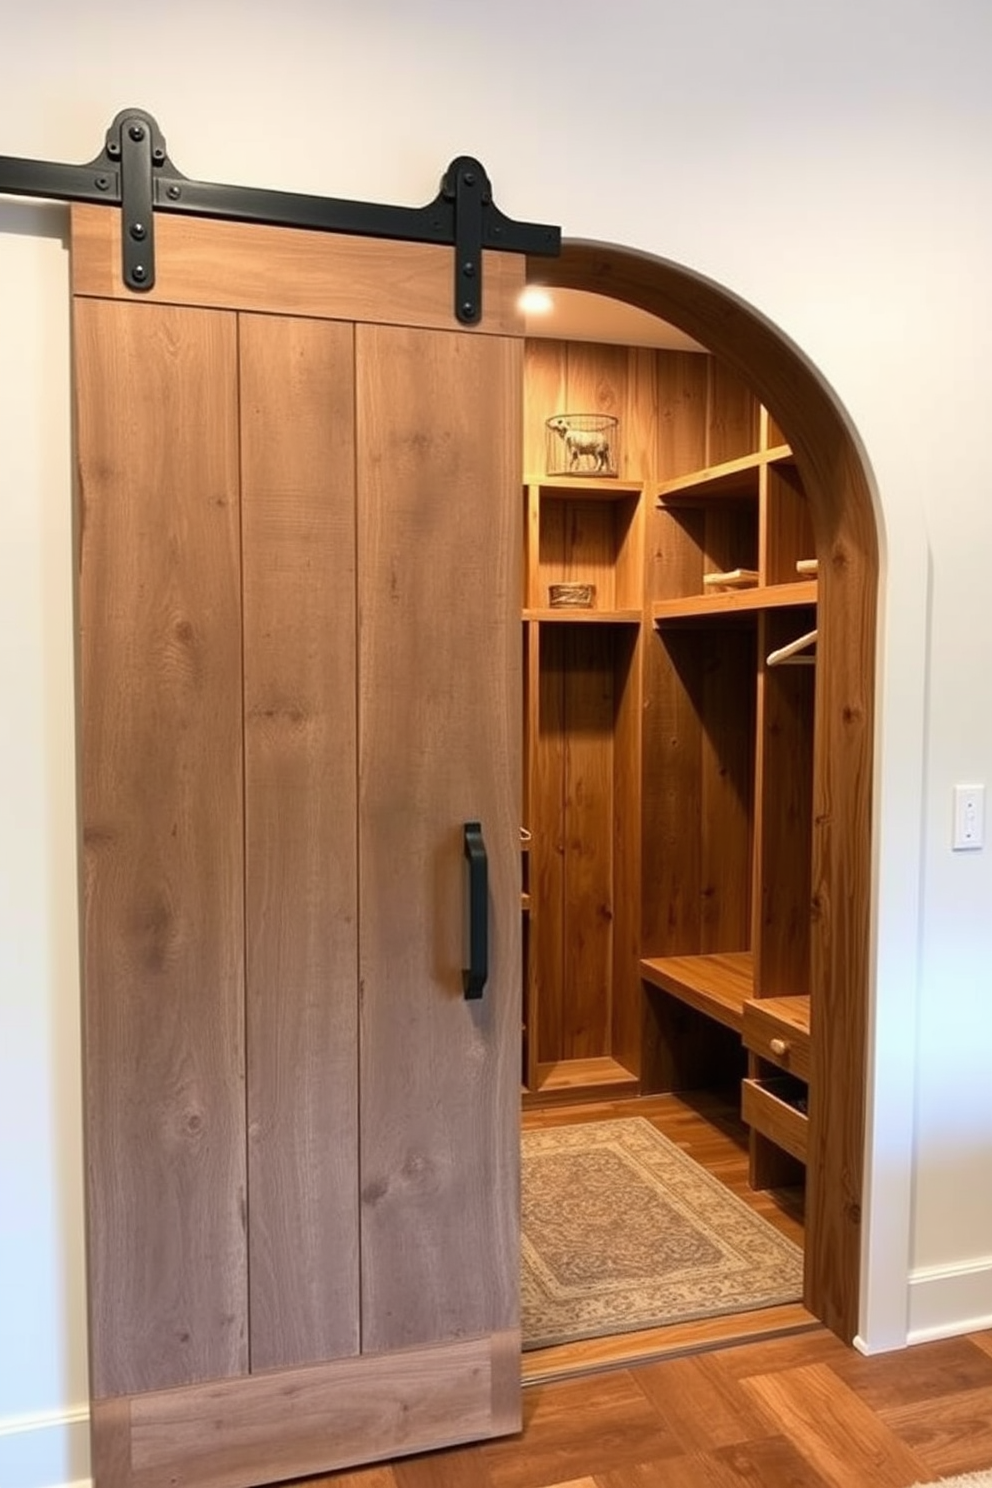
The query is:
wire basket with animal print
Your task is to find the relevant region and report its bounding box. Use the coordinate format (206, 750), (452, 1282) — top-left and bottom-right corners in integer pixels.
(545, 413), (619, 478)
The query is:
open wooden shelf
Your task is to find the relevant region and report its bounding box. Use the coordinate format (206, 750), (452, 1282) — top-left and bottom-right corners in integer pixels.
(652, 580), (817, 624)
(655, 445), (793, 503)
(639, 951), (754, 1033)
(527, 475), (645, 499)
(523, 608), (642, 624)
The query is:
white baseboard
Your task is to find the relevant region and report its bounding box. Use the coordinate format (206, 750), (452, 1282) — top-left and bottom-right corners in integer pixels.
(0, 1404), (90, 1488)
(907, 1254), (992, 1345)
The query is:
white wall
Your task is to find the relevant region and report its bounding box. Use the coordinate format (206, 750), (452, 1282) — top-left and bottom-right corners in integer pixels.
(3, 1), (991, 1482)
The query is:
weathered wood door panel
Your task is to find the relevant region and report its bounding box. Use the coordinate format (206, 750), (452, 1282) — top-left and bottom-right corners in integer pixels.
(74, 206), (524, 1487)
(77, 297), (248, 1398)
(356, 324), (522, 1351)
(240, 313), (361, 1371)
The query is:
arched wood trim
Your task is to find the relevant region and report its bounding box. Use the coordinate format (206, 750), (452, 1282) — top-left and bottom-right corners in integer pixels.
(532, 240), (878, 1344)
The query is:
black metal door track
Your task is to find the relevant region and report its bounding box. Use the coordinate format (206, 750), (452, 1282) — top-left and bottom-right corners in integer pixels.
(0, 107), (560, 323)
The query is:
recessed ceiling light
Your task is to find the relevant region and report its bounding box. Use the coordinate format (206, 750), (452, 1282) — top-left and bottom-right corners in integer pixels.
(519, 286), (553, 315)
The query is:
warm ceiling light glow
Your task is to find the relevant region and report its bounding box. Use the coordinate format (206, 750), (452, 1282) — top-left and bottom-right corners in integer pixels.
(519, 286), (553, 315)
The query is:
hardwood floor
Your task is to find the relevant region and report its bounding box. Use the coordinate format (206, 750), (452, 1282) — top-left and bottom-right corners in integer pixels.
(275, 1096), (992, 1487)
(300, 1328), (992, 1488)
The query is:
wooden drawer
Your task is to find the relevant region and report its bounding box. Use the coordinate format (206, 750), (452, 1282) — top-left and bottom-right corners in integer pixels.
(741, 1077), (807, 1164)
(742, 995), (810, 1080)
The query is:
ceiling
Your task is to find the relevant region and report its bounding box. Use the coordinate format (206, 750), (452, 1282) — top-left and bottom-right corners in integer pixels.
(522, 286), (707, 353)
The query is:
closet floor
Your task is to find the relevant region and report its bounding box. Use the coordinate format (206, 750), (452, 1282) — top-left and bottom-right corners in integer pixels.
(520, 1091), (810, 1385)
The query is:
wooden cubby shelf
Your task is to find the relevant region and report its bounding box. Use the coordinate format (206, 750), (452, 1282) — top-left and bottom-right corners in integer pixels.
(639, 952), (754, 1034)
(523, 608), (642, 624)
(527, 475), (645, 499)
(655, 445), (793, 503)
(652, 579), (817, 624)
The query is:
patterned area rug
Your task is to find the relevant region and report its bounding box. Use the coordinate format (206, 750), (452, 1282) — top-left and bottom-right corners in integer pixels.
(522, 1117), (804, 1350)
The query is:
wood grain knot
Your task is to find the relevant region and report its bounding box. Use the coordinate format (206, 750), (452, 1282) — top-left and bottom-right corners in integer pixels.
(362, 1177), (389, 1206)
(129, 895), (176, 972)
(402, 1151), (436, 1186)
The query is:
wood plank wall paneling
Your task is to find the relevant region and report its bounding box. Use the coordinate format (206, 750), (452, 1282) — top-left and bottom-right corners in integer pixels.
(561, 626), (616, 1060)
(563, 342), (629, 476)
(623, 348), (660, 482)
(538, 498), (620, 613)
(753, 611), (816, 999)
(523, 342), (568, 477)
(534, 628), (567, 1062)
(239, 314), (361, 1370)
(764, 461), (817, 586)
(707, 359), (761, 466)
(76, 298), (248, 1396)
(701, 501), (759, 581)
(699, 625), (756, 953)
(641, 623), (755, 960)
(356, 324), (522, 1351)
(657, 353), (709, 480)
(640, 627), (703, 959)
(609, 629), (643, 1077)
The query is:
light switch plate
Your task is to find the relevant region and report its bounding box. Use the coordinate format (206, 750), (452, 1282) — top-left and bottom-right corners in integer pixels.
(953, 784), (985, 851)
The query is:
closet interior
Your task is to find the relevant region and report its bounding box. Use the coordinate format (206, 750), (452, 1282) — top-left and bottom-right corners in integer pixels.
(519, 318), (816, 1202)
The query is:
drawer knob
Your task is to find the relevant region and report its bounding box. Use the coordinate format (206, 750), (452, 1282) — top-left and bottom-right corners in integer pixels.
(769, 1037), (789, 1057)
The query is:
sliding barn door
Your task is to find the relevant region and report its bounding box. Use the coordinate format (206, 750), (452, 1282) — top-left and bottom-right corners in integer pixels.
(73, 205), (523, 1488)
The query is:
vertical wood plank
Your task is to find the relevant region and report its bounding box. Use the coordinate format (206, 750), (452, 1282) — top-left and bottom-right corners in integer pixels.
(699, 626), (756, 952)
(523, 621), (542, 1090)
(524, 484), (541, 609)
(707, 360), (761, 465)
(611, 628), (643, 1077)
(357, 324), (522, 1351)
(623, 348), (659, 481)
(764, 463), (816, 586)
(656, 352), (710, 480)
(562, 628), (615, 1058)
(753, 612), (816, 999)
(615, 494), (645, 611)
(523, 340), (568, 477)
(562, 500), (618, 611)
(701, 503), (759, 583)
(566, 341), (629, 477)
(534, 626), (567, 1063)
(75, 298), (247, 1396)
(239, 314), (360, 1369)
(641, 630), (703, 958)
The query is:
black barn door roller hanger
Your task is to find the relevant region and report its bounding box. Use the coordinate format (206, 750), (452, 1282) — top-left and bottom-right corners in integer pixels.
(0, 107), (561, 323)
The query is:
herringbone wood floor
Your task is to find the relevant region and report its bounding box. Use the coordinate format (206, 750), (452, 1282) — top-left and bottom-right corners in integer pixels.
(312, 1328), (992, 1487)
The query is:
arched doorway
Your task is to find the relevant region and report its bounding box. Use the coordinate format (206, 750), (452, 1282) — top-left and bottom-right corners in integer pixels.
(532, 240), (878, 1344)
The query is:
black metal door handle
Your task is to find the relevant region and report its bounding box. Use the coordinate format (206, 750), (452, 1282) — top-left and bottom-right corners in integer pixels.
(463, 821), (488, 999)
